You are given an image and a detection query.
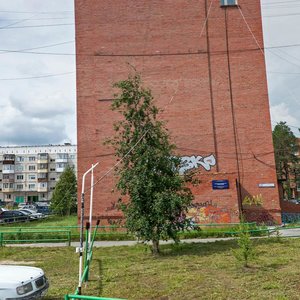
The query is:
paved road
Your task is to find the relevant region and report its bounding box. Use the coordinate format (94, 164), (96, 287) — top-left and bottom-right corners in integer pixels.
(6, 228), (300, 248)
(277, 227), (300, 237)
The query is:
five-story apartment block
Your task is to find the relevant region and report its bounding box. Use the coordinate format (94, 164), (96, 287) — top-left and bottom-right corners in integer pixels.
(0, 144), (77, 204)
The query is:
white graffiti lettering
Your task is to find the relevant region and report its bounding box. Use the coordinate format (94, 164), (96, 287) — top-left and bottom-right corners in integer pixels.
(179, 154), (216, 174)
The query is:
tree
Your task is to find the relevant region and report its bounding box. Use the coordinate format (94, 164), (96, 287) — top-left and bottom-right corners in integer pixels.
(272, 122), (299, 199)
(51, 166), (77, 216)
(108, 74), (194, 254)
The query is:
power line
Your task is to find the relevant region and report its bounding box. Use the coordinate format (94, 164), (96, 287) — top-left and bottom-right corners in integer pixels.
(0, 71), (74, 81)
(0, 17), (73, 21)
(263, 12), (300, 18)
(0, 23), (74, 30)
(0, 40), (74, 54)
(272, 121), (300, 130)
(0, 14), (37, 29)
(0, 10), (72, 14)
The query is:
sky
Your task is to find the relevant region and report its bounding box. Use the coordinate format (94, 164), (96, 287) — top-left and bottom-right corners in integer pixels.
(0, 0), (299, 147)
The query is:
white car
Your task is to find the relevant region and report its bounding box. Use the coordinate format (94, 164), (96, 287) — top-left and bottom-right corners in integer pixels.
(0, 265), (49, 299)
(19, 209), (45, 219)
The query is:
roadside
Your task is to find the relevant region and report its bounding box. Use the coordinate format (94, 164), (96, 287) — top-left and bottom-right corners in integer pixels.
(6, 227), (300, 248)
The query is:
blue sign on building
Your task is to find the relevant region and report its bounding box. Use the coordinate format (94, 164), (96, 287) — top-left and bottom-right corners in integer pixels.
(212, 180), (229, 190)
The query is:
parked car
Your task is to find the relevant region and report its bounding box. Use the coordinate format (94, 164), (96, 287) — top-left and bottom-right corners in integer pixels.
(36, 205), (52, 215)
(288, 199), (300, 205)
(20, 209), (45, 219)
(0, 265), (49, 299)
(0, 210), (34, 223)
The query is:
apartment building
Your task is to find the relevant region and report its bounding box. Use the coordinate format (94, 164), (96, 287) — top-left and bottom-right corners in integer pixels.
(0, 144), (77, 204)
(75, 0), (281, 223)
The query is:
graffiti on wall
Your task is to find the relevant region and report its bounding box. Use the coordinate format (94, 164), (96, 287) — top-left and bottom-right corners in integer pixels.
(186, 201), (237, 223)
(179, 154), (216, 175)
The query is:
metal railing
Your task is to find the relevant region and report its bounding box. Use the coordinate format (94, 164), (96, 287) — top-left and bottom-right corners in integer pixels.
(0, 229), (71, 246)
(64, 295), (124, 300)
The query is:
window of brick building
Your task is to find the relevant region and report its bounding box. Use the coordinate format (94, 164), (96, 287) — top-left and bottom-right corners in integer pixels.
(220, 0), (238, 6)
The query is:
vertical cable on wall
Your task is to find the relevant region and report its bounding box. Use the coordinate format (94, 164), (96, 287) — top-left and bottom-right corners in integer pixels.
(224, 7), (243, 214)
(205, 0), (219, 172)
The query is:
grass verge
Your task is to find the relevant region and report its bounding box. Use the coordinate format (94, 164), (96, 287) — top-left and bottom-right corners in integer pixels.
(1, 237), (299, 299)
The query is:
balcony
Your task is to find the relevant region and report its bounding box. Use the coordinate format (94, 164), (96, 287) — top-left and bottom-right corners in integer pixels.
(2, 169), (15, 174)
(56, 158), (68, 163)
(37, 184), (47, 192)
(38, 178), (48, 182)
(38, 173), (48, 182)
(3, 187), (14, 192)
(3, 155), (15, 164)
(37, 163), (48, 173)
(37, 153), (48, 164)
(2, 178), (14, 183)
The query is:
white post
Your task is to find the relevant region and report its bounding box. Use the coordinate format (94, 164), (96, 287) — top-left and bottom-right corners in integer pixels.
(78, 162), (99, 295)
(88, 164), (95, 249)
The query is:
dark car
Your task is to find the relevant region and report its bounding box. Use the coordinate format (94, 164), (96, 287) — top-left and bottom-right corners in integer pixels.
(0, 210), (33, 223)
(36, 205), (52, 215)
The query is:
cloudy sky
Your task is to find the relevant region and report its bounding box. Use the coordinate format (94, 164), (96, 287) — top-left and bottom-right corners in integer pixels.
(0, 0), (299, 146)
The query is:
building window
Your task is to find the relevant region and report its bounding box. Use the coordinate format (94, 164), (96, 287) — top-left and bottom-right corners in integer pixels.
(29, 184), (36, 190)
(16, 184), (23, 190)
(15, 165), (24, 172)
(220, 0), (238, 6)
(29, 156), (36, 161)
(16, 175), (24, 180)
(50, 178), (56, 181)
(50, 168), (55, 171)
(28, 174), (36, 180)
(28, 165), (36, 171)
(16, 156), (25, 162)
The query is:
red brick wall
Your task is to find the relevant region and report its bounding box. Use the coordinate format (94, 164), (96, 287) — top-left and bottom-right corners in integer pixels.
(75, 0), (281, 224)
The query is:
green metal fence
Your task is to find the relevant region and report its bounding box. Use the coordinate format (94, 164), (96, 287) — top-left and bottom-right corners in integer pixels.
(64, 295), (125, 300)
(0, 229), (71, 246)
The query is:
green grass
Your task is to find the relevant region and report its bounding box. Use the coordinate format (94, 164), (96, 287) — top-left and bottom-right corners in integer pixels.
(1, 238), (300, 299)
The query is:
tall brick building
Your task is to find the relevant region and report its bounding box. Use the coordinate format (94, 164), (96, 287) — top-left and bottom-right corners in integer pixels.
(75, 0), (281, 224)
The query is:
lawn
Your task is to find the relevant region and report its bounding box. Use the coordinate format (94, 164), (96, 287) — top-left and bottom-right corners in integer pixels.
(1, 237), (300, 299)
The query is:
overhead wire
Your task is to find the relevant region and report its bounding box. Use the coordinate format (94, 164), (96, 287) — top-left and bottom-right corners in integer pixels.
(0, 40), (74, 54)
(0, 71), (75, 81)
(0, 23), (74, 29)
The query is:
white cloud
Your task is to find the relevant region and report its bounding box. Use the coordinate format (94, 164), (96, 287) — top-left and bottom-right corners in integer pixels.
(0, 0), (76, 146)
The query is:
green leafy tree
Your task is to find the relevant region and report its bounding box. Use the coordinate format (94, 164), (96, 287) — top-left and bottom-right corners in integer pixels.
(272, 122), (299, 199)
(51, 166), (77, 216)
(108, 74), (194, 254)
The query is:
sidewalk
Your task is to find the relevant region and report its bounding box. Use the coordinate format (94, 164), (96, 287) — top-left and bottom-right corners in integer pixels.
(5, 228), (300, 248)
(6, 237), (235, 248)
